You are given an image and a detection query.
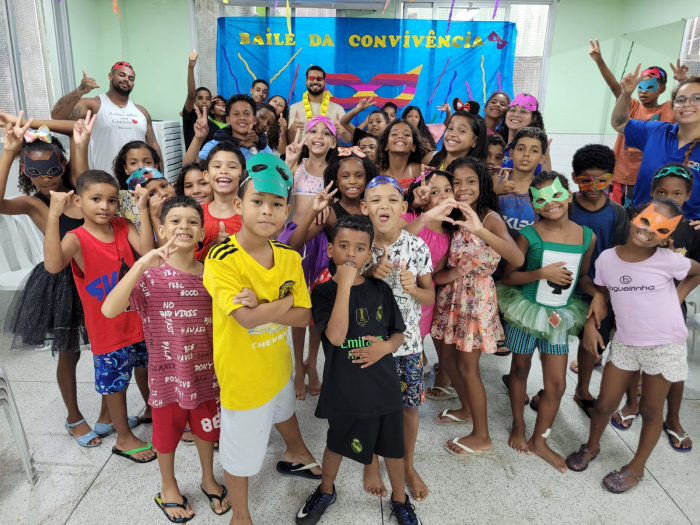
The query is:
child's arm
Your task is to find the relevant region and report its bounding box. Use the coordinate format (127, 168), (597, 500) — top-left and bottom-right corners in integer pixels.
(322, 265), (355, 345)
(399, 263), (434, 306)
(182, 106), (209, 165)
(287, 182), (337, 251)
(588, 39), (622, 98)
(611, 63), (642, 133)
(232, 293), (295, 329)
(284, 129), (303, 172)
(276, 304), (312, 328)
(126, 185), (156, 255)
(350, 333), (404, 369)
(184, 51), (198, 114)
(458, 204), (525, 266)
(501, 234), (573, 287)
(339, 97), (374, 135)
(676, 260), (700, 303)
(69, 111), (97, 186)
(102, 238), (176, 318)
(575, 233), (609, 323)
(1, 111), (87, 137)
(43, 191), (81, 273)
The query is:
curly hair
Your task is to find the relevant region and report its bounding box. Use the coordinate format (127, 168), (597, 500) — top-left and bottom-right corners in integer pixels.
(429, 108), (488, 168)
(18, 139), (68, 195)
(572, 144), (616, 176)
(174, 160), (204, 196)
(531, 171), (573, 217)
(225, 93), (256, 118)
(266, 95), (289, 152)
(446, 156), (500, 219)
(375, 120), (428, 173)
(112, 140), (162, 190)
(510, 127), (549, 154)
(401, 105), (436, 150)
(650, 163), (694, 194)
(323, 153), (377, 197)
(330, 214), (374, 245)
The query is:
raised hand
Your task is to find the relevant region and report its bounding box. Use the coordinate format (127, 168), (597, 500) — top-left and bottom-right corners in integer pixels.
(669, 58), (689, 82)
(373, 245), (394, 280)
(72, 110), (97, 147)
(78, 70), (99, 95)
(131, 184), (150, 210)
(234, 287), (259, 308)
(291, 110), (305, 133)
(588, 39), (602, 63)
(412, 170), (431, 209)
(188, 50), (198, 67)
(421, 198), (458, 224)
(193, 105), (209, 140)
(453, 202), (484, 234)
(141, 236), (178, 268)
(48, 190), (74, 218)
(355, 95), (375, 112)
(311, 181), (338, 214)
(437, 103), (452, 117)
(285, 128), (304, 167)
(620, 63), (642, 95)
(539, 261), (573, 286)
(278, 116), (288, 134)
(3, 110), (33, 154)
(216, 221), (229, 244)
(399, 261), (416, 294)
(351, 336), (392, 368)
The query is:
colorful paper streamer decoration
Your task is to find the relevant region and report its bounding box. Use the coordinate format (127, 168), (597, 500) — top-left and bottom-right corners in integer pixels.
(464, 81), (473, 101)
(382, 0), (391, 15)
(443, 70), (457, 104)
(274, 0), (279, 11)
(270, 47), (303, 83)
(288, 63), (300, 104)
(428, 57), (450, 105)
(497, 72), (502, 91)
(286, 0), (292, 34)
(480, 55), (487, 103)
(446, 0), (456, 35)
(113, 0), (121, 18)
(492, 0), (500, 19)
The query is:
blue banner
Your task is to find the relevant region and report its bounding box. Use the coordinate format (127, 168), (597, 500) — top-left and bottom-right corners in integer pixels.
(217, 17), (516, 124)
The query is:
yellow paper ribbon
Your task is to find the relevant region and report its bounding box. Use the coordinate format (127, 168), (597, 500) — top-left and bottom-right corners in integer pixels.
(286, 0), (292, 34)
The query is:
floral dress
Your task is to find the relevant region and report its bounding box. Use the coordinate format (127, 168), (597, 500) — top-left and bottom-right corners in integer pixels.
(430, 224), (503, 353)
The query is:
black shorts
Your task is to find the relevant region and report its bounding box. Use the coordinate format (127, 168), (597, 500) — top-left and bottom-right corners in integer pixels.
(327, 410), (404, 465)
(578, 302), (614, 354)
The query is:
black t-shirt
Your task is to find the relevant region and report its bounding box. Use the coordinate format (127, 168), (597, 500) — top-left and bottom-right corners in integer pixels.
(182, 106), (220, 150)
(312, 277), (405, 419)
(670, 219), (700, 263)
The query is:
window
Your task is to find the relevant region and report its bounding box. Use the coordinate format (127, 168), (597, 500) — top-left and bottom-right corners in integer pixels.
(682, 16), (700, 77)
(404, 1), (553, 100)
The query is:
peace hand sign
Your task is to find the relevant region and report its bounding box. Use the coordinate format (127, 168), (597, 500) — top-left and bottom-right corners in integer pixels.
(193, 105), (209, 140)
(588, 39), (602, 63)
(73, 110), (97, 147)
(3, 110), (33, 154)
(669, 58), (689, 82)
(311, 181), (338, 214)
(620, 63), (642, 95)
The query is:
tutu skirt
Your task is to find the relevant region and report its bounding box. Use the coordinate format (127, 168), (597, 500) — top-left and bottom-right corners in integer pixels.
(277, 222), (329, 287)
(4, 263), (88, 354)
(496, 284), (586, 346)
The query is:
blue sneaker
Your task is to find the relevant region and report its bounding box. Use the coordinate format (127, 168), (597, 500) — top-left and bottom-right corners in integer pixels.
(390, 493), (422, 525)
(296, 485), (336, 525)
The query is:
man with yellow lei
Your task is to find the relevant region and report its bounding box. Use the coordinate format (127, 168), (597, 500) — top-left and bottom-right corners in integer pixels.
(288, 65), (349, 143)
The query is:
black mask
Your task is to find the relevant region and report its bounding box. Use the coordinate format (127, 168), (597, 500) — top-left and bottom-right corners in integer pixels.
(22, 151), (65, 178)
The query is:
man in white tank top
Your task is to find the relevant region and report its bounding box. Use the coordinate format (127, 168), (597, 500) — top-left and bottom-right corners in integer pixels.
(51, 61), (160, 173)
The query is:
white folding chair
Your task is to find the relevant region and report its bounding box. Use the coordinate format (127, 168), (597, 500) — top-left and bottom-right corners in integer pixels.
(14, 215), (44, 265)
(0, 365), (38, 485)
(0, 216), (35, 290)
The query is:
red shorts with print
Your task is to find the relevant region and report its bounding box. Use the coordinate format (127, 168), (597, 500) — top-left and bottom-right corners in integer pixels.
(151, 399), (220, 454)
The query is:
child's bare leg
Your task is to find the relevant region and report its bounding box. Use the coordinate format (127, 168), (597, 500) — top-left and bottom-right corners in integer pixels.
(363, 455), (387, 496)
(384, 457), (407, 504)
(195, 435), (229, 514)
(133, 366), (152, 419)
(305, 326), (322, 396)
(58, 351), (100, 444)
(427, 338), (452, 397)
(223, 471), (253, 525)
(292, 326), (307, 400)
(156, 450), (194, 520)
(106, 389), (155, 461)
(625, 373), (671, 478)
(403, 405), (427, 501)
(445, 350), (492, 453)
(611, 370), (641, 428)
(508, 353), (532, 454)
(574, 342), (599, 401)
(528, 352), (568, 472)
(319, 447), (342, 494)
(435, 343), (471, 423)
(97, 395), (110, 424)
(664, 381), (692, 449)
(274, 413), (322, 475)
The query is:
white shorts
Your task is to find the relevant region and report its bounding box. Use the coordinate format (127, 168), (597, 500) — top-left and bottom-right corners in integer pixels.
(607, 339), (688, 383)
(219, 378), (296, 477)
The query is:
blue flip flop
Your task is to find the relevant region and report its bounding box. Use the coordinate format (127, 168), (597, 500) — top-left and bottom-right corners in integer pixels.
(65, 419), (101, 448)
(94, 415), (142, 437)
(663, 423), (692, 452)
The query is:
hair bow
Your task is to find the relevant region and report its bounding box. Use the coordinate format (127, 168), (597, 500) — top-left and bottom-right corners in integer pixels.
(337, 146), (366, 158)
(453, 98), (470, 112)
(24, 126), (52, 144)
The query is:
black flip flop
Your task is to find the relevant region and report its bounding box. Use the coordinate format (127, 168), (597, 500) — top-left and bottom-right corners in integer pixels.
(573, 395), (596, 418)
(154, 493), (192, 523)
(501, 374), (530, 406)
(201, 485), (231, 515)
(276, 460), (322, 480)
(529, 389), (544, 412)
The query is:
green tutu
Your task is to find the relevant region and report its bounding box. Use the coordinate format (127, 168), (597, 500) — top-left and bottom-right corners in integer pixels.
(496, 284), (587, 346)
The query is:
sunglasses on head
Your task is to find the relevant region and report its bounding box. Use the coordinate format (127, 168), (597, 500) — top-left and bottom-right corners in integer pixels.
(307, 76), (324, 82)
(366, 175), (404, 195)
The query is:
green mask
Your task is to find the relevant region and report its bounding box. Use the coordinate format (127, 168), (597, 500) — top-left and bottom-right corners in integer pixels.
(530, 177), (570, 209)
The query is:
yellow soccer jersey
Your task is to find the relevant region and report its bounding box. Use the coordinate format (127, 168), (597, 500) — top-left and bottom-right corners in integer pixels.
(203, 235), (311, 411)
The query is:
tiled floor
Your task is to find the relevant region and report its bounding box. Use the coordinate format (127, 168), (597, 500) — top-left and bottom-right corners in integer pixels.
(1, 332), (699, 525)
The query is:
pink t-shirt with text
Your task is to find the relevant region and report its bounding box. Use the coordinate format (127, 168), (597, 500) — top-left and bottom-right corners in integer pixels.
(594, 247), (690, 346)
(129, 264), (219, 410)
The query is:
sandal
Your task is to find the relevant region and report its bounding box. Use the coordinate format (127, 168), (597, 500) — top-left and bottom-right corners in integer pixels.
(573, 395), (596, 419)
(154, 493), (192, 523)
(565, 444), (598, 472)
(602, 469), (642, 494)
(529, 389), (544, 412)
(444, 437), (494, 457)
(495, 342), (511, 356)
(65, 419), (101, 448)
(663, 423), (692, 452)
(111, 442), (157, 463)
(276, 461), (322, 480)
(201, 485), (231, 515)
(425, 386), (458, 401)
(500, 374), (530, 406)
(180, 427), (195, 446)
(610, 409), (639, 430)
(436, 409), (470, 425)
(94, 415), (142, 438)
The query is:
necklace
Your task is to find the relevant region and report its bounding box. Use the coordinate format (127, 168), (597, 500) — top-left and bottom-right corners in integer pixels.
(303, 91), (331, 120)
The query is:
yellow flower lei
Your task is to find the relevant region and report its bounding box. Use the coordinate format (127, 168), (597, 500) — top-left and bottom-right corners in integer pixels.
(303, 90), (331, 120)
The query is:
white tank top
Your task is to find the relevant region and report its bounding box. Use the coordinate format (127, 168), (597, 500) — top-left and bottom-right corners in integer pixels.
(89, 94), (148, 173)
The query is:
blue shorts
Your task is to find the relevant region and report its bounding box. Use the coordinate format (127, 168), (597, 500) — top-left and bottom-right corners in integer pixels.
(93, 341), (148, 394)
(504, 323), (568, 356)
(394, 353), (424, 408)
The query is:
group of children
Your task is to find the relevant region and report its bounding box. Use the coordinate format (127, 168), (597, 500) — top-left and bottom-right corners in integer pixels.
(0, 47), (699, 525)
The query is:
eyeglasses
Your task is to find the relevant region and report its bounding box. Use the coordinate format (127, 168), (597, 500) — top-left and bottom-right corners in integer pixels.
(307, 76), (324, 82)
(672, 94), (700, 107)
